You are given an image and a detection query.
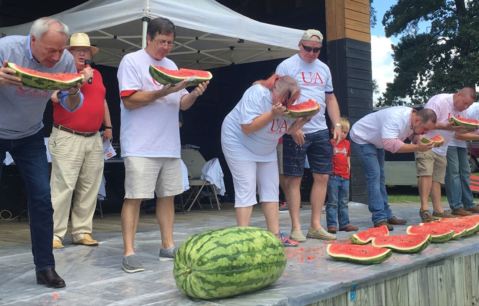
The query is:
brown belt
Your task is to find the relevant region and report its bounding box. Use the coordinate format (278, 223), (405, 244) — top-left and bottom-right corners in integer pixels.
(54, 124), (97, 137)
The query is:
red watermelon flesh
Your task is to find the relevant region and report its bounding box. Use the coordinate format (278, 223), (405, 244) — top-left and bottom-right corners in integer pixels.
(406, 223), (454, 243)
(372, 234), (430, 253)
(420, 134), (445, 147)
(350, 225), (389, 245)
(435, 218), (479, 237)
(326, 243), (392, 264)
(449, 115), (479, 128)
(285, 99), (320, 118)
(149, 65), (212, 86)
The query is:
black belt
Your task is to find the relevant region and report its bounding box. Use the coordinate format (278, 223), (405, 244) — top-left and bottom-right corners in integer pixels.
(54, 124), (97, 137)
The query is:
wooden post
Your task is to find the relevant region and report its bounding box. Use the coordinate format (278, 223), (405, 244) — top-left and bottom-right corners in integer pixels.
(325, 0), (372, 203)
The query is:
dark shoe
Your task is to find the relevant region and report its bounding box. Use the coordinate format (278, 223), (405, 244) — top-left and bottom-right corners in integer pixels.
(327, 226), (337, 234)
(433, 209), (455, 218)
(466, 205), (479, 214)
(387, 216), (407, 225)
(339, 224), (359, 232)
(374, 221), (393, 231)
(36, 268), (66, 288)
(452, 208), (472, 216)
(279, 201), (289, 212)
(419, 209), (438, 222)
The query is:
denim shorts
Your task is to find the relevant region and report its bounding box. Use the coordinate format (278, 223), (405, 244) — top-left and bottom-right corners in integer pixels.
(283, 129), (332, 176)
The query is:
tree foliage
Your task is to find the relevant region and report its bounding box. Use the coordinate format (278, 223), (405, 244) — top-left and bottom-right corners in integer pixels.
(380, 0), (479, 105)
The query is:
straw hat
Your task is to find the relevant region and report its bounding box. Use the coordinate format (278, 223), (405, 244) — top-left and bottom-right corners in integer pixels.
(67, 32), (99, 55)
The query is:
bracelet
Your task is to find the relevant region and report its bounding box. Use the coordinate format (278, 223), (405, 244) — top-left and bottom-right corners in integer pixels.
(104, 126), (112, 129)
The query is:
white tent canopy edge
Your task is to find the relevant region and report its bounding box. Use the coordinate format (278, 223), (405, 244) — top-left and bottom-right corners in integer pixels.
(0, 0), (305, 69)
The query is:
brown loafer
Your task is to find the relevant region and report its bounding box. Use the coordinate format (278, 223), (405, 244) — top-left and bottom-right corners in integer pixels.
(466, 205), (479, 214)
(451, 208), (472, 216)
(339, 224), (359, 232)
(387, 216), (407, 225)
(374, 221), (393, 231)
(327, 226), (337, 234)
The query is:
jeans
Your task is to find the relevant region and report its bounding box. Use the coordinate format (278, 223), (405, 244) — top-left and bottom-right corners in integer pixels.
(326, 175), (350, 228)
(445, 146), (474, 209)
(0, 131), (55, 271)
(351, 141), (392, 224)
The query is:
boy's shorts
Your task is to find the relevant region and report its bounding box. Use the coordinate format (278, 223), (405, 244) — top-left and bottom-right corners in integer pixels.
(415, 150), (447, 184)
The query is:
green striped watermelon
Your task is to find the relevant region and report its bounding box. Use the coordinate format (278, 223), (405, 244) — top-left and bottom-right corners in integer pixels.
(173, 227), (286, 300)
(149, 65), (212, 87)
(327, 243), (392, 264)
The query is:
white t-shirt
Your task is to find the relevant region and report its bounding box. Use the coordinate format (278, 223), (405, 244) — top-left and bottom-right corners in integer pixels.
(424, 93), (467, 156)
(221, 84), (294, 161)
(449, 102), (479, 148)
(350, 106), (413, 150)
(117, 49), (188, 158)
(276, 54), (333, 134)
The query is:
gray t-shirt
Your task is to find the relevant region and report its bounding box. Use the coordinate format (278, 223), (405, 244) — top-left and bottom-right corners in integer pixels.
(0, 35), (76, 139)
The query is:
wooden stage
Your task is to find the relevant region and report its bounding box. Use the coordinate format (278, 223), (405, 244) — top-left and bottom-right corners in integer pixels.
(0, 201), (478, 305)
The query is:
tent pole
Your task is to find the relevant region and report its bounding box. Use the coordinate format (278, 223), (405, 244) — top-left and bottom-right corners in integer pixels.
(141, 17), (149, 49)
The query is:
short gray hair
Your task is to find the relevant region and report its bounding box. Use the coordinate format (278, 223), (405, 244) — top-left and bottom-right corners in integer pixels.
(30, 17), (69, 38)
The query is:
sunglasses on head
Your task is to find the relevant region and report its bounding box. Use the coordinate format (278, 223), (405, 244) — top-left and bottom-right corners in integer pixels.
(301, 44), (321, 53)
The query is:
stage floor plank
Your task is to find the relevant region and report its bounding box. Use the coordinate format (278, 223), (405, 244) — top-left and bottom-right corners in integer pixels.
(1, 201), (478, 305)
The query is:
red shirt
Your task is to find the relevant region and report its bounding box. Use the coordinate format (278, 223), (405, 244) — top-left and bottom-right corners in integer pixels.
(53, 69), (106, 132)
(331, 139), (350, 179)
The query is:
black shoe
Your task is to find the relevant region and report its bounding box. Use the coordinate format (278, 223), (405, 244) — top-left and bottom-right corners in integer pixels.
(374, 221), (393, 231)
(36, 267), (66, 288)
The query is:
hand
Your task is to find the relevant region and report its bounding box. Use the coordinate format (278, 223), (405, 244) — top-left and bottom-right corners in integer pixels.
(271, 102), (287, 118)
(292, 129), (305, 145)
(191, 80), (209, 97)
(417, 141), (434, 152)
(102, 129), (113, 141)
(333, 125), (344, 144)
(51, 90), (60, 103)
(0, 61), (22, 87)
(80, 66), (94, 85)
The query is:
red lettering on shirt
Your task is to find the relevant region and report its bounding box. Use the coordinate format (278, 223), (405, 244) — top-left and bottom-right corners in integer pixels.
(270, 119), (288, 134)
(300, 72), (324, 85)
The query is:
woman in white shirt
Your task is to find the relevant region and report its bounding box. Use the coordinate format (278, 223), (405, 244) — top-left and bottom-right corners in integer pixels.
(221, 74), (310, 247)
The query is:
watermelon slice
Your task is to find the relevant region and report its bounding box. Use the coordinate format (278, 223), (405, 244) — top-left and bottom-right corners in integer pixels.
(285, 99), (320, 118)
(406, 223), (454, 243)
(149, 65), (212, 87)
(327, 243), (392, 264)
(350, 225), (389, 245)
(420, 134), (445, 147)
(449, 115), (479, 129)
(436, 218), (479, 237)
(372, 234), (430, 253)
(7, 62), (84, 90)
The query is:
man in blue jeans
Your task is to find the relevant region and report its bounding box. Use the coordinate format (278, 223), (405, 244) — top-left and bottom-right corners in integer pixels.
(0, 17), (90, 288)
(349, 107), (437, 230)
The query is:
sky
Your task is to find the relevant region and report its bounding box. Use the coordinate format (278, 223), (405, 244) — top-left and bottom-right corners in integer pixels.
(370, 1), (398, 101)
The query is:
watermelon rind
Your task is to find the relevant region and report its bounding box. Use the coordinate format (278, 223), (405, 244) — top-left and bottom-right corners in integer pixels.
(350, 225), (389, 245)
(326, 244), (392, 265)
(372, 234), (431, 254)
(420, 135), (444, 147)
(7, 62), (84, 90)
(436, 219), (479, 238)
(285, 100), (320, 118)
(449, 116), (479, 129)
(173, 226), (286, 300)
(149, 65), (212, 87)
(406, 224), (454, 243)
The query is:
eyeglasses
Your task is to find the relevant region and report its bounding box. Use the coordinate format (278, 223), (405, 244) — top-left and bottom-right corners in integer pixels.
(301, 44), (321, 53)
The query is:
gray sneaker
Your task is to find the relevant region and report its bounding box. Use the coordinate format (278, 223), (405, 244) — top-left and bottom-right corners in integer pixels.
(159, 247), (177, 261)
(122, 255), (144, 273)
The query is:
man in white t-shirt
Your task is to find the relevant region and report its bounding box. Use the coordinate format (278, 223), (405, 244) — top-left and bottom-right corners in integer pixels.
(275, 29), (343, 242)
(117, 17), (208, 273)
(350, 107), (436, 230)
(446, 102), (479, 216)
(417, 87), (476, 222)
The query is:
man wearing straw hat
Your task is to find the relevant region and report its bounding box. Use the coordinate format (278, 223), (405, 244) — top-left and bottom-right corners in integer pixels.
(50, 32), (113, 249)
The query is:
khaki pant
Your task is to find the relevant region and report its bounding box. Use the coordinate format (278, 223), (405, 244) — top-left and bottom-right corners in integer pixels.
(49, 127), (104, 240)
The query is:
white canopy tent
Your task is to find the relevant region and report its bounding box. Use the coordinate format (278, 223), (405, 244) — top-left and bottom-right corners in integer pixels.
(0, 0), (304, 69)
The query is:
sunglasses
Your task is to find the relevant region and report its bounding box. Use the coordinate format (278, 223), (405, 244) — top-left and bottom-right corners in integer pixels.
(301, 44), (321, 53)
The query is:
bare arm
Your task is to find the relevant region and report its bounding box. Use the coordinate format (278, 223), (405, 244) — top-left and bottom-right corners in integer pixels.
(102, 100), (113, 140)
(325, 93), (343, 142)
(241, 103), (287, 135)
(180, 81), (209, 110)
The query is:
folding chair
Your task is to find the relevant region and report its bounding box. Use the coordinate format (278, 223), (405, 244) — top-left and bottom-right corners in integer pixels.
(181, 148), (221, 211)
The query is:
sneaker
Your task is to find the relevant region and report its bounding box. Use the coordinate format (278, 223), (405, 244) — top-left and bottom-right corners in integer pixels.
(279, 201), (289, 212)
(419, 209), (438, 223)
(279, 232), (299, 247)
(53, 238), (64, 249)
(327, 226), (337, 234)
(466, 205), (479, 214)
(290, 230), (306, 242)
(122, 255), (144, 273)
(339, 224), (359, 232)
(159, 247), (177, 261)
(306, 227), (336, 240)
(72, 233), (99, 246)
(452, 208), (473, 216)
(374, 221), (393, 231)
(433, 209), (456, 218)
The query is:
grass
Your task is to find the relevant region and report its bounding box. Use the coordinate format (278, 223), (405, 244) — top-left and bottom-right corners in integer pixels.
(386, 186), (447, 204)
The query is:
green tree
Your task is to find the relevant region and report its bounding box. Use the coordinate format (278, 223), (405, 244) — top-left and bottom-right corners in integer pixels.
(381, 0), (479, 105)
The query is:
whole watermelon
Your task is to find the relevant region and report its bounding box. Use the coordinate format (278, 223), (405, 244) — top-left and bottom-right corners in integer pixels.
(173, 226), (286, 300)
